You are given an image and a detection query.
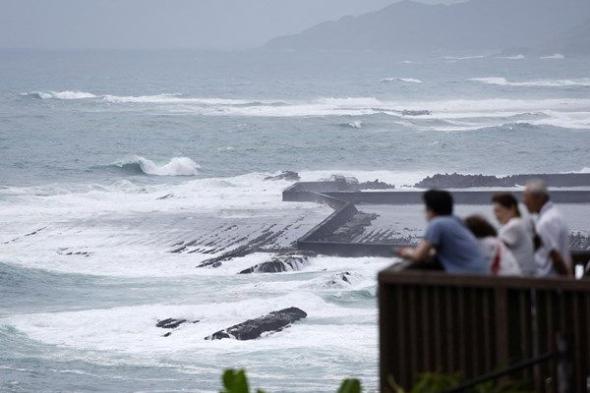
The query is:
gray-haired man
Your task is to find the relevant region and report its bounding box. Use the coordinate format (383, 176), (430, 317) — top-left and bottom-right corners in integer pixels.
(522, 180), (572, 277)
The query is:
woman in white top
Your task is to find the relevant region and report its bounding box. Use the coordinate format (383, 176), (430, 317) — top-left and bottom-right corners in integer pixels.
(492, 193), (536, 276)
(464, 215), (522, 276)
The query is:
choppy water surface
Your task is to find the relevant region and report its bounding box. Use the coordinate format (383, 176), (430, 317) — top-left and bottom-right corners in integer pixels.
(1, 50), (590, 393)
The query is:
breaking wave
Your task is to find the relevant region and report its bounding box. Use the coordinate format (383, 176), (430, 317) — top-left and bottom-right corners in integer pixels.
(496, 54), (525, 60)
(22, 91), (97, 100)
(381, 77), (423, 84)
(110, 156), (200, 176)
(470, 77), (590, 88)
(17, 90), (590, 131)
(342, 121), (363, 129)
(540, 53), (565, 60)
(443, 55), (486, 61)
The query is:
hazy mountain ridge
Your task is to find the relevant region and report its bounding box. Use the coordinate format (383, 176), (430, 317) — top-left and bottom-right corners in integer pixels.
(265, 0), (590, 54)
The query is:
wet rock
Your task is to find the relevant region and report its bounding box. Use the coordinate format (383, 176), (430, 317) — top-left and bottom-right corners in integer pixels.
(239, 253), (311, 274)
(570, 232), (590, 250)
(329, 175), (359, 187)
(157, 193), (175, 200)
(205, 307), (307, 341)
(415, 173), (509, 188)
(264, 171), (300, 181)
(156, 318), (200, 337)
(402, 109), (431, 116)
(415, 172), (590, 189)
(157, 318), (188, 329)
(57, 248), (92, 257)
(323, 271), (362, 288)
(359, 179), (395, 190)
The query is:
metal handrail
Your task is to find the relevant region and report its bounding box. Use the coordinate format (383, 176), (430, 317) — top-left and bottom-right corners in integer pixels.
(443, 352), (558, 392)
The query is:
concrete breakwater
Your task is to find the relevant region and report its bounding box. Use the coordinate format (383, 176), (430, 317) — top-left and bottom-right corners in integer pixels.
(283, 176), (590, 258)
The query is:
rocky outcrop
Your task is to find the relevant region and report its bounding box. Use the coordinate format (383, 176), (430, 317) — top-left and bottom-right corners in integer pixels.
(205, 307), (307, 341)
(323, 271), (364, 288)
(402, 110), (431, 117)
(157, 318), (199, 337)
(359, 179), (395, 190)
(415, 173), (590, 189)
(265, 171), (300, 181)
(239, 253), (312, 274)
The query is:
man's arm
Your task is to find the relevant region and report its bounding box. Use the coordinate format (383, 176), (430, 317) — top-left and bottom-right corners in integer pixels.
(549, 249), (572, 276)
(398, 240), (433, 263)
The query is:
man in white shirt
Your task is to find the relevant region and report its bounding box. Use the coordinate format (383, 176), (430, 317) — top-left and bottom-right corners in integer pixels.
(523, 180), (572, 277)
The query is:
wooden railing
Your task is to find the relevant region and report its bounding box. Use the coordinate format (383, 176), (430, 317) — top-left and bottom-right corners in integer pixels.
(378, 267), (590, 392)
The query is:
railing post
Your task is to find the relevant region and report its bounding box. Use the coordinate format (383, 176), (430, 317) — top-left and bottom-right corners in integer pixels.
(494, 287), (509, 367)
(556, 333), (572, 393)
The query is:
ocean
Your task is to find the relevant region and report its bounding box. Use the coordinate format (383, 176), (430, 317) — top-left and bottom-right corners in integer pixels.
(1, 49), (589, 393)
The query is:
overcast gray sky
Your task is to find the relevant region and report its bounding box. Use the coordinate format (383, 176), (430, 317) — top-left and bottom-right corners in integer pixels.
(0, 0), (456, 49)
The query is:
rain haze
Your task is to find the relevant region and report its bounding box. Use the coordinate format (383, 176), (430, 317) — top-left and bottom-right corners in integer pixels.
(1, 0), (455, 49)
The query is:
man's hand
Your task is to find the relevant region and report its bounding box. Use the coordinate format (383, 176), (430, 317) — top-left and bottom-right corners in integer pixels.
(397, 247), (415, 259)
(397, 241), (433, 262)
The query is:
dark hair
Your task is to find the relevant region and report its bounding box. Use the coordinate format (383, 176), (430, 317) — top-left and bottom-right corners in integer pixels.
(492, 193), (521, 217)
(423, 189), (454, 216)
(464, 215), (498, 238)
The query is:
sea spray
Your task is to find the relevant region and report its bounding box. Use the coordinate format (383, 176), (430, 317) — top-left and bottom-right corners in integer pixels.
(111, 156), (200, 176)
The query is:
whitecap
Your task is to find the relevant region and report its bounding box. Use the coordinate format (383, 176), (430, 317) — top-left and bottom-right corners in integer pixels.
(380, 77), (423, 84)
(111, 156), (200, 177)
(540, 53), (565, 60)
(21, 90), (97, 100)
(470, 77), (590, 88)
(443, 55), (486, 61)
(495, 54), (526, 60)
(344, 121), (363, 129)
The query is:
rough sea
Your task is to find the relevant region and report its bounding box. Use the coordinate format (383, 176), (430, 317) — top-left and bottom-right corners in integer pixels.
(1, 49), (590, 393)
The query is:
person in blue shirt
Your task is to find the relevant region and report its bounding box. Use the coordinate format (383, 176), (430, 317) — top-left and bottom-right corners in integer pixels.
(398, 189), (488, 274)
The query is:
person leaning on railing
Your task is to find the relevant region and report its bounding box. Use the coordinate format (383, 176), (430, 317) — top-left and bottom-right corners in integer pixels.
(492, 192), (536, 276)
(398, 189), (488, 275)
(522, 179), (573, 277)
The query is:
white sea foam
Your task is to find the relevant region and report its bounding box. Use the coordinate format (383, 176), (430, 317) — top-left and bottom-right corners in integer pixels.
(540, 53), (565, 60)
(380, 77), (423, 84)
(443, 55), (486, 61)
(5, 292), (377, 354)
(113, 156), (200, 176)
(23, 90), (97, 100)
(470, 77), (590, 88)
(17, 90), (590, 131)
(345, 121), (363, 129)
(496, 54), (525, 60)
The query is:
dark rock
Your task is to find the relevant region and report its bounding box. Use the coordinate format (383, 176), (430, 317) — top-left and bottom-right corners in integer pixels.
(157, 318), (187, 329)
(359, 179), (395, 190)
(57, 248), (92, 257)
(329, 175), (359, 187)
(415, 172), (590, 189)
(157, 193), (175, 200)
(570, 232), (590, 251)
(402, 110), (431, 116)
(156, 318), (199, 330)
(239, 253), (311, 274)
(205, 307), (307, 341)
(325, 271), (358, 287)
(265, 171), (300, 181)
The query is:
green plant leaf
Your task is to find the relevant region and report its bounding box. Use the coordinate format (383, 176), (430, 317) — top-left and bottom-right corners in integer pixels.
(337, 378), (362, 393)
(386, 375), (407, 393)
(410, 373), (460, 393)
(221, 369), (250, 393)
